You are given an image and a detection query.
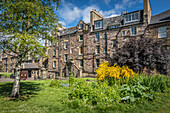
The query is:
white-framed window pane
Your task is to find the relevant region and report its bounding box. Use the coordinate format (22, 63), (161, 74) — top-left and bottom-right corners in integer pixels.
(64, 42), (68, 49)
(158, 27), (167, 38)
(70, 48), (73, 54)
(96, 33), (100, 41)
(53, 61), (56, 68)
(96, 59), (100, 68)
(79, 35), (83, 41)
(122, 31), (125, 36)
(131, 27), (137, 36)
(79, 59), (83, 67)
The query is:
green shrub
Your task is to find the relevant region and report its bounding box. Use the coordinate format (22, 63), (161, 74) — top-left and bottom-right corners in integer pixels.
(138, 74), (170, 92)
(68, 79), (121, 107)
(69, 74), (75, 86)
(120, 83), (154, 103)
(49, 79), (61, 88)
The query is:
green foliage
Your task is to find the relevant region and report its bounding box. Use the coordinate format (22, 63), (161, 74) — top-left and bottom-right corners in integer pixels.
(120, 83), (154, 103)
(0, 73), (13, 78)
(68, 79), (121, 107)
(49, 79), (61, 88)
(69, 74), (75, 86)
(138, 74), (170, 92)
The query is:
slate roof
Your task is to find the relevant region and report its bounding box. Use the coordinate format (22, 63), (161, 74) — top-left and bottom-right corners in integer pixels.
(21, 63), (39, 69)
(150, 9), (170, 25)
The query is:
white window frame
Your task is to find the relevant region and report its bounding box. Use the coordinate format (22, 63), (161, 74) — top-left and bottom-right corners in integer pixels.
(70, 47), (73, 54)
(79, 59), (83, 67)
(64, 42), (68, 49)
(96, 59), (100, 68)
(124, 12), (139, 23)
(158, 27), (167, 38)
(131, 27), (137, 36)
(53, 61), (56, 68)
(96, 33), (100, 41)
(79, 35), (83, 41)
(94, 20), (103, 29)
(53, 49), (56, 57)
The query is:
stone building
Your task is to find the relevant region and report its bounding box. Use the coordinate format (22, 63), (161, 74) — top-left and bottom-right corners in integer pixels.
(55, 0), (152, 77)
(1, 0), (169, 78)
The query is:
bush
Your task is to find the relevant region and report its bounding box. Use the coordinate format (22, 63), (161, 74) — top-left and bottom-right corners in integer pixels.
(68, 79), (121, 107)
(49, 79), (61, 88)
(96, 62), (135, 85)
(138, 74), (170, 92)
(108, 36), (170, 75)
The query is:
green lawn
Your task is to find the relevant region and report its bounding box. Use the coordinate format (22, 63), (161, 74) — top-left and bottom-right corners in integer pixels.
(0, 72), (13, 78)
(0, 80), (170, 113)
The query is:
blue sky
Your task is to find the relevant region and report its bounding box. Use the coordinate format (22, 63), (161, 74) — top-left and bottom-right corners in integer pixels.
(56, 0), (170, 28)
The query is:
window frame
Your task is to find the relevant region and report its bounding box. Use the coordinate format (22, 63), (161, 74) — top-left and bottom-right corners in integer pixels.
(94, 20), (103, 30)
(53, 61), (56, 68)
(79, 46), (83, 55)
(79, 59), (83, 68)
(96, 59), (100, 68)
(96, 33), (100, 41)
(131, 27), (137, 36)
(122, 31), (126, 36)
(64, 41), (68, 49)
(64, 54), (68, 62)
(79, 35), (83, 41)
(158, 27), (167, 38)
(53, 49), (56, 57)
(112, 40), (117, 48)
(124, 12), (139, 23)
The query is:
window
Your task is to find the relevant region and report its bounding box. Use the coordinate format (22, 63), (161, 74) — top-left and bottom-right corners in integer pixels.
(94, 20), (103, 29)
(96, 46), (100, 54)
(53, 49), (56, 57)
(108, 25), (120, 29)
(113, 40), (117, 48)
(79, 46), (83, 55)
(104, 33), (107, 39)
(53, 61), (56, 68)
(96, 33), (100, 41)
(79, 59), (83, 67)
(70, 48), (73, 54)
(80, 24), (83, 29)
(131, 27), (137, 36)
(104, 47), (107, 53)
(96, 59), (100, 68)
(64, 54), (68, 62)
(79, 35), (83, 41)
(64, 42), (68, 49)
(124, 12), (139, 23)
(122, 31), (126, 36)
(158, 27), (167, 38)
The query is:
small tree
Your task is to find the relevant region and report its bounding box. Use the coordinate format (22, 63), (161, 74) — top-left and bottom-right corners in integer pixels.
(108, 35), (170, 75)
(0, 0), (60, 98)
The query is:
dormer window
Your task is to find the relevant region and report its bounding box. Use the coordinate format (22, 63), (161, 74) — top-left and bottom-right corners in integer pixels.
(124, 12), (139, 23)
(80, 24), (83, 29)
(94, 20), (103, 30)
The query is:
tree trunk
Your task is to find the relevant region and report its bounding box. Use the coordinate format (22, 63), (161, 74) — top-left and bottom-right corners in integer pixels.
(11, 65), (21, 98)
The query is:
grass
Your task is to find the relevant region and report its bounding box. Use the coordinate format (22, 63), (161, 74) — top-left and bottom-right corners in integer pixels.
(0, 80), (170, 113)
(0, 72), (13, 78)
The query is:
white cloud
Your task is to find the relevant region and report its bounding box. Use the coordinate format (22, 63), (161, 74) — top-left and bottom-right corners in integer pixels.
(57, 0), (142, 27)
(58, 21), (66, 26)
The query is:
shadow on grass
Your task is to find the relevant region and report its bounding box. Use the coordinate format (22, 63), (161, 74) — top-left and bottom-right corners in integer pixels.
(0, 81), (44, 101)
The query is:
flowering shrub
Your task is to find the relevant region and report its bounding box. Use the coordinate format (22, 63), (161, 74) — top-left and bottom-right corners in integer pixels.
(96, 62), (135, 81)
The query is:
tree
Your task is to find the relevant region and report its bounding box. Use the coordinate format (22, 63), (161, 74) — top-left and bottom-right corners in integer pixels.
(0, 0), (60, 98)
(108, 35), (170, 75)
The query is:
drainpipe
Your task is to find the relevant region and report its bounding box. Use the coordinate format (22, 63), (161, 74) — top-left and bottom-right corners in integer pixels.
(58, 35), (61, 78)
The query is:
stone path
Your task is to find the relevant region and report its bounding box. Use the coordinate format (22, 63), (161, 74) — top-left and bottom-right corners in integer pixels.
(0, 76), (14, 82)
